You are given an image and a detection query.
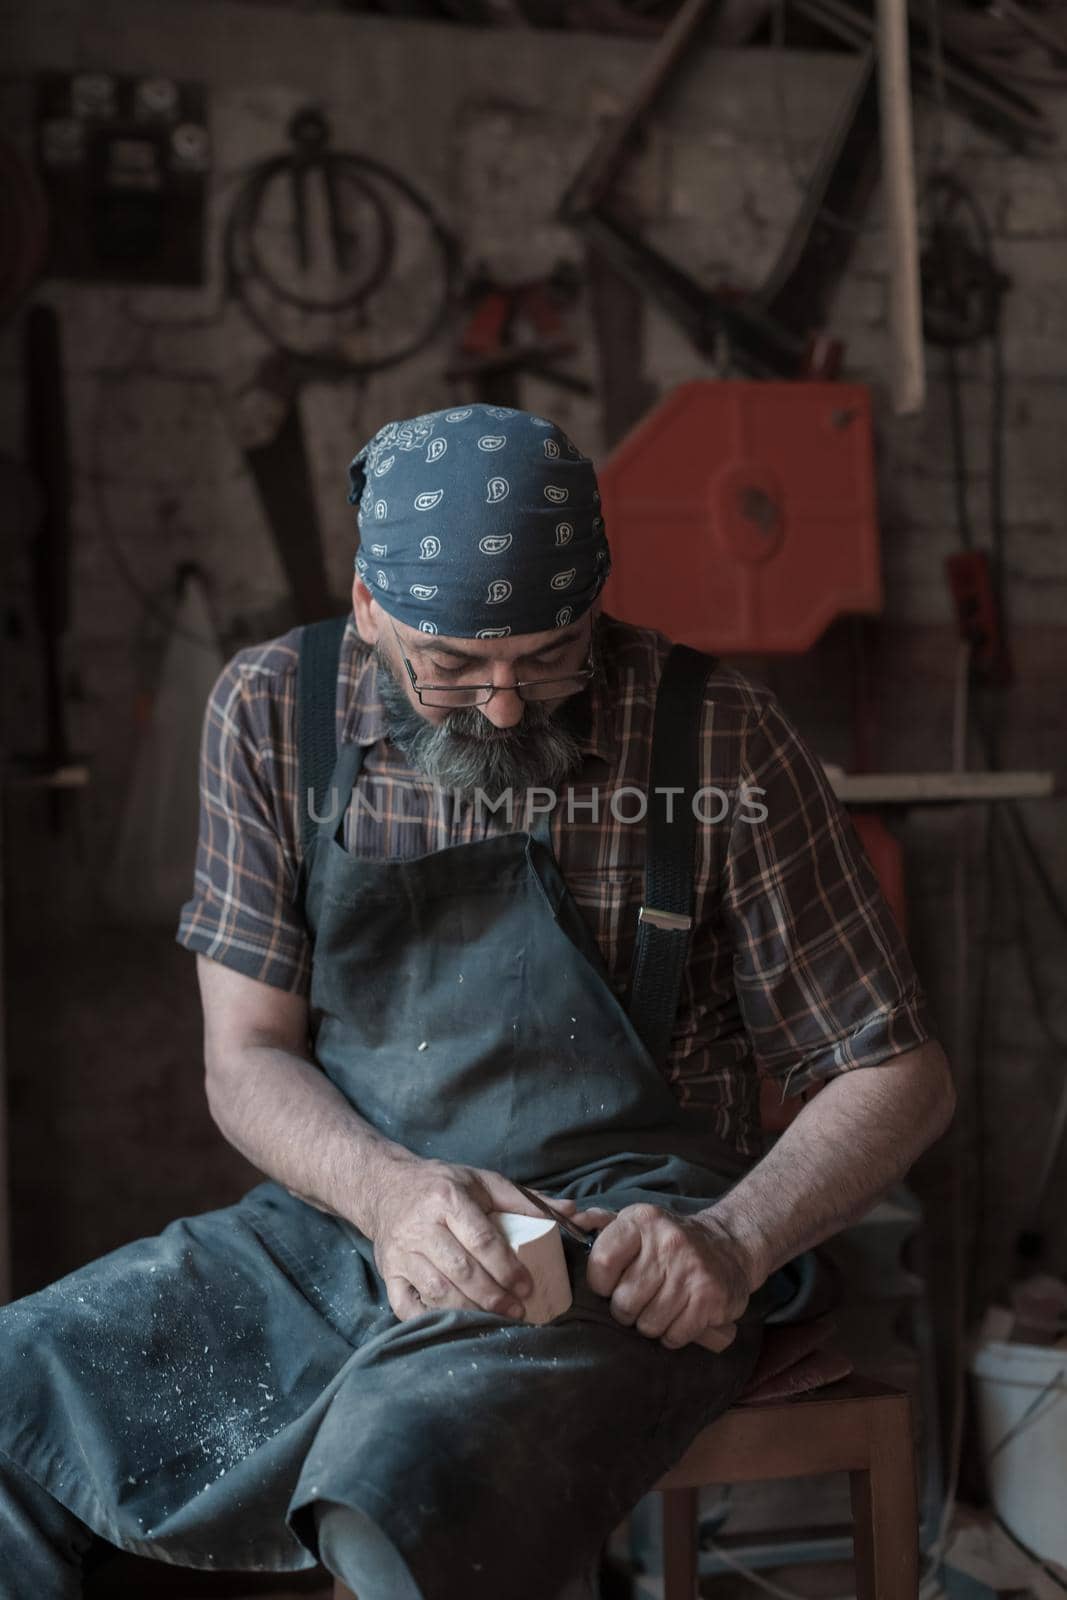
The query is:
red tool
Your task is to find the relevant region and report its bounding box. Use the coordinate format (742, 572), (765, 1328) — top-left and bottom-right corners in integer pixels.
(449, 265), (589, 396)
(944, 549), (1012, 686)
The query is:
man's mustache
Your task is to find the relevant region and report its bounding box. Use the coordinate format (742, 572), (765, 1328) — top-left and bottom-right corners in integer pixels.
(440, 703), (555, 743)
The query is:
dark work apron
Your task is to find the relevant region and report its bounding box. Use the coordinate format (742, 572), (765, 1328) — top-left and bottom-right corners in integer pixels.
(0, 622), (783, 1598)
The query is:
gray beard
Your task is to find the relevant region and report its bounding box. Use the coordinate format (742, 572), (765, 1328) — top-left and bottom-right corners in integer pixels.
(374, 645), (587, 800)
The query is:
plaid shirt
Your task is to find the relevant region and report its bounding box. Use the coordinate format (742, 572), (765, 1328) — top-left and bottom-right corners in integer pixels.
(177, 612), (934, 1159)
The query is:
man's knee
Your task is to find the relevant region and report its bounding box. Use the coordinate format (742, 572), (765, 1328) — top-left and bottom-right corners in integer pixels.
(314, 1499), (423, 1600)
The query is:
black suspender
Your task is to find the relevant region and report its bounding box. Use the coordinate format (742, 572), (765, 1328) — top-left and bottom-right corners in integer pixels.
(626, 643), (718, 1070)
(297, 613), (349, 860)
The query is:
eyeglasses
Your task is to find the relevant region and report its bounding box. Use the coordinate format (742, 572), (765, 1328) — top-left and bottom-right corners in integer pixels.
(391, 619), (596, 708)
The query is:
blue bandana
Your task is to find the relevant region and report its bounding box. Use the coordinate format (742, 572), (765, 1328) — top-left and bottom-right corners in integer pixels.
(348, 404), (610, 639)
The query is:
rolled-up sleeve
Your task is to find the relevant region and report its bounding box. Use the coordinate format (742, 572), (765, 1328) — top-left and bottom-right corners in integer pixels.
(723, 696), (936, 1095)
(176, 656), (310, 994)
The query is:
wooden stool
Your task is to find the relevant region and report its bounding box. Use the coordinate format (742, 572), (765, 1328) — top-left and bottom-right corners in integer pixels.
(332, 1375), (917, 1600)
(657, 1376), (918, 1599)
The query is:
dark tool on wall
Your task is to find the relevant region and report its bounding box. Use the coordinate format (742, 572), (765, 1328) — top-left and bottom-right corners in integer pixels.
(35, 72), (210, 285)
(22, 305), (76, 829)
(788, 0), (1051, 149)
(921, 173), (1012, 687)
(560, 0), (717, 222)
(559, 0), (1049, 381)
(757, 52), (879, 356)
(221, 108), (459, 622)
(559, 0), (862, 377)
(229, 353), (334, 626)
(573, 208), (842, 380)
(986, 0), (1067, 66)
(0, 139), (50, 322)
(585, 236), (657, 450)
(222, 106), (458, 379)
(921, 174), (1010, 348)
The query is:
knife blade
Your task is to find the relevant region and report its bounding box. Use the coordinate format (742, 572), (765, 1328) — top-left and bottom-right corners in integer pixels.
(512, 1181), (596, 1252)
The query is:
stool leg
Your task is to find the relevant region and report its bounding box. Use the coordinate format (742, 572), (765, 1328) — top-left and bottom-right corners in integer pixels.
(661, 1487), (699, 1600)
(849, 1395), (919, 1600)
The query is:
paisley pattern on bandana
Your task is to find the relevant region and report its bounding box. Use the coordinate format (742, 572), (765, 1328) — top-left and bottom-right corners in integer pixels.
(347, 405), (610, 638)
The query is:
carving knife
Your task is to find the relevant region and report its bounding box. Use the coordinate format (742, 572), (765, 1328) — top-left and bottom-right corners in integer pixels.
(512, 1181), (596, 1252)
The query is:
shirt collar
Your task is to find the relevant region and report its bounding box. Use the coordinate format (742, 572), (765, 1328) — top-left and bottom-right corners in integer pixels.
(340, 615), (617, 768)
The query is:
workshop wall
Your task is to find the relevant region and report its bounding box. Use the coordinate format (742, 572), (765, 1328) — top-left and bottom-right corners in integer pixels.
(2, 0), (1066, 1319)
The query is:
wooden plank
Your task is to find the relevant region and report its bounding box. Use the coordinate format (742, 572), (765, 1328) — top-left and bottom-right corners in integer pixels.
(877, 0), (925, 414)
(851, 1390), (919, 1599)
(2, 761), (90, 789)
(661, 1486), (700, 1599)
(659, 1407), (870, 1483)
(586, 236), (654, 451)
(824, 768), (1056, 803)
(559, 0), (718, 217)
(656, 1378), (900, 1486)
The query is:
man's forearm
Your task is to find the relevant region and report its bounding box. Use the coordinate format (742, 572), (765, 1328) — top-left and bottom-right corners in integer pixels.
(206, 1045), (418, 1235)
(702, 1041), (956, 1293)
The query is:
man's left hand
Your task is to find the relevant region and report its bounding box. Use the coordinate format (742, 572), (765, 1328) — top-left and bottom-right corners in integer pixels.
(582, 1204), (753, 1352)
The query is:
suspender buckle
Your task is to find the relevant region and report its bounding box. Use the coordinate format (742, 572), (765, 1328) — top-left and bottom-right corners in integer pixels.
(638, 905), (693, 933)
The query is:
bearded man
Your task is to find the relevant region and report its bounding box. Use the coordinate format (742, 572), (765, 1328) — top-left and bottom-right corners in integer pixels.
(0, 404), (954, 1598)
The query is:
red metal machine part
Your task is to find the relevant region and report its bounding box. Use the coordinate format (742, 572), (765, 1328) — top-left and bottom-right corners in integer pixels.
(598, 380), (882, 656)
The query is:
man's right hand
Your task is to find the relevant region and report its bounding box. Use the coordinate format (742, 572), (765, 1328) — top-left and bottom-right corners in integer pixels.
(365, 1157), (586, 1323)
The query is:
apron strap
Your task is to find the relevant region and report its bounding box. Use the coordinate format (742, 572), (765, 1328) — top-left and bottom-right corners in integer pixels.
(297, 612), (350, 859)
(527, 802), (555, 849)
(627, 643), (719, 1069)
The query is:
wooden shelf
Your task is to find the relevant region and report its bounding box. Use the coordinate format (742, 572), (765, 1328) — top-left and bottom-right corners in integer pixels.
(823, 768), (1056, 805)
(2, 761), (90, 790)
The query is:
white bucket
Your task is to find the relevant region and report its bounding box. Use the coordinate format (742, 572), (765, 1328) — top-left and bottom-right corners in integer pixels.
(970, 1339), (1067, 1565)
